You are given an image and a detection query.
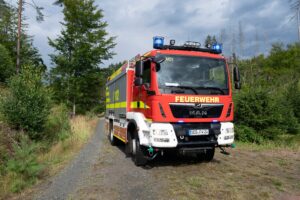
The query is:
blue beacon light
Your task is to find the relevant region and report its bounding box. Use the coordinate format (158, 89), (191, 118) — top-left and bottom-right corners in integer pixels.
(212, 43), (222, 53)
(153, 36), (164, 49)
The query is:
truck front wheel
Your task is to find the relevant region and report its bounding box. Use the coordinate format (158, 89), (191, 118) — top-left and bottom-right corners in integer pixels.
(132, 134), (147, 166)
(109, 122), (117, 146)
(197, 147), (215, 162)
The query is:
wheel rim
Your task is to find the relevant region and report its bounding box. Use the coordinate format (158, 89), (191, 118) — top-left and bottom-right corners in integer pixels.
(110, 128), (114, 142)
(132, 138), (136, 155)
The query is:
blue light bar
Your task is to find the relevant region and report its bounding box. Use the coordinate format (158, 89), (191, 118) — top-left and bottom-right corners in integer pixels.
(153, 36), (164, 49)
(212, 43), (222, 53)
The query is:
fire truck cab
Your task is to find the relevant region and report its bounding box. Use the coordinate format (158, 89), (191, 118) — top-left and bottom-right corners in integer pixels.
(105, 37), (241, 166)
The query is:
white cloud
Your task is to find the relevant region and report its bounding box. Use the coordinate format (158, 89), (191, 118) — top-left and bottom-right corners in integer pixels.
(22, 0), (298, 68)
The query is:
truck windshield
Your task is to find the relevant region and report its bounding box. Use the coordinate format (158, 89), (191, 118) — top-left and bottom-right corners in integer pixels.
(156, 55), (229, 95)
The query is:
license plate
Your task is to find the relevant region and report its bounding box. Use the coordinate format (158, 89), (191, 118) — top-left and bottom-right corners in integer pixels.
(188, 129), (209, 136)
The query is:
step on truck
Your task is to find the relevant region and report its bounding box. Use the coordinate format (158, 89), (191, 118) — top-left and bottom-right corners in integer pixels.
(105, 37), (241, 166)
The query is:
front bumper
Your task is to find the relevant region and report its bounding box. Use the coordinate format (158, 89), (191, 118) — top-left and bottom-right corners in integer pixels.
(140, 122), (234, 148)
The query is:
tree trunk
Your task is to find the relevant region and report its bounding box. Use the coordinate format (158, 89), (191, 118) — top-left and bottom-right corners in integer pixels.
(16, 0), (23, 74)
(72, 97), (76, 117)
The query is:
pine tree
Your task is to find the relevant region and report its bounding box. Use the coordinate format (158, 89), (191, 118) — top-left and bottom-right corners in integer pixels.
(0, 1), (45, 79)
(49, 0), (116, 114)
(204, 35), (217, 48)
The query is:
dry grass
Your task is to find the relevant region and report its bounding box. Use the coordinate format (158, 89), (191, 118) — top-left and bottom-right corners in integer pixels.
(0, 115), (98, 199)
(38, 115), (98, 176)
(160, 146), (300, 200)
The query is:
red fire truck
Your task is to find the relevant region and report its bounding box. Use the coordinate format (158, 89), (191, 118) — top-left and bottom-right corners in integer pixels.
(105, 37), (241, 166)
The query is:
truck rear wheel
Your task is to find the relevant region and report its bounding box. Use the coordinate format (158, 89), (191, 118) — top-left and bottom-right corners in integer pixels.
(109, 122), (117, 146)
(132, 135), (147, 166)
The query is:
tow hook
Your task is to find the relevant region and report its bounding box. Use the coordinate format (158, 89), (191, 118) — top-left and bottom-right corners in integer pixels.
(147, 146), (154, 156)
(146, 146), (159, 160)
(219, 144), (235, 155)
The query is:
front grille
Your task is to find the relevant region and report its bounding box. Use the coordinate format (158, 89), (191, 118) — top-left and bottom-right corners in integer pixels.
(170, 103), (223, 118)
(171, 123), (220, 146)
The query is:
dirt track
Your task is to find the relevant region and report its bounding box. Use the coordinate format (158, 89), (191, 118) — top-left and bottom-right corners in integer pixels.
(32, 119), (300, 200)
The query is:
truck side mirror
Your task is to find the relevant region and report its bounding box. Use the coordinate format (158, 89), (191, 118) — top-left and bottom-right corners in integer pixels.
(233, 66), (241, 90)
(135, 61), (144, 77)
(233, 66), (240, 82)
(134, 77), (143, 86)
(235, 82), (241, 90)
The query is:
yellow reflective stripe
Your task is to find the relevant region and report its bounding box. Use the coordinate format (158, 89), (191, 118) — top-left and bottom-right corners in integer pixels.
(130, 101), (149, 109)
(139, 101), (150, 109)
(130, 101), (138, 109)
(145, 118), (152, 122)
(113, 134), (126, 143)
(120, 102), (127, 108)
(109, 67), (122, 81)
(106, 101), (127, 109)
(106, 103), (114, 109)
(106, 101), (150, 109)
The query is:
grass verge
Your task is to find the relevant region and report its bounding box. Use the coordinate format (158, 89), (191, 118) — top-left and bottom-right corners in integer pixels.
(0, 115), (98, 199)
(235, 134), (300, 151)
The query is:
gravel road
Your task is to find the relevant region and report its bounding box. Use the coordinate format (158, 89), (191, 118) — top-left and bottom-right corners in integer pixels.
(34, 120), (105, 200)
(32, 119), (300, 200)
(34, 119), (164, 200)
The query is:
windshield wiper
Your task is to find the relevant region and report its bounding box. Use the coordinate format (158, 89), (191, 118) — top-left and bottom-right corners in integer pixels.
(163, 86), (198, 94)
(163, 85), (225, 95)
(177, 86), (198, 94)
(192, 86), (225, 95)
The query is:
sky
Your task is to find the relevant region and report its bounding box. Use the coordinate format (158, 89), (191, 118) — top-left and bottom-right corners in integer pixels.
(22, 0), (299, 68)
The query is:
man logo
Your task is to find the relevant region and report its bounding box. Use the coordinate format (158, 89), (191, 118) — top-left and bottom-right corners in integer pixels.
(194, 103), (203, 109)
(189, 110), (208, 117)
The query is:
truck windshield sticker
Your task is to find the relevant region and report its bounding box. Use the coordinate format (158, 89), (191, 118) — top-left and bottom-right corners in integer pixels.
(165, 82), (180, 86)
(165, 57), (174, 62)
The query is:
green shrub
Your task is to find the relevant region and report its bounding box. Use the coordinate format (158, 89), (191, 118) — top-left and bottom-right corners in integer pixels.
(1, 65), (51, 140)
(260, 126), (283, 140)
(234, 86), (299, 142)
(6, 136), (43, 193)
(287, 81), (300, 124)
(44, 104), (71, 142)
(275, 93), (299, 134)
(235, 125), (264, 144)
(234, 87), (280, 131)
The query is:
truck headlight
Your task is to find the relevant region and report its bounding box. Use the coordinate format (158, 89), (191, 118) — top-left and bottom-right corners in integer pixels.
(226, 127), (234, 134)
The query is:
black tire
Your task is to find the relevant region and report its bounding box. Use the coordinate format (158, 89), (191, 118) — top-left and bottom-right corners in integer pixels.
(125, 132), (132, 156)
(197, 147), (215, 162)
(132, 134), (147, 166)
(203, 147), (215, 162)
(109, 122), (117, 146)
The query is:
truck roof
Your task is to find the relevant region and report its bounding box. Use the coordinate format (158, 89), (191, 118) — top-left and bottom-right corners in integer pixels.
(144, 49), (225, 59)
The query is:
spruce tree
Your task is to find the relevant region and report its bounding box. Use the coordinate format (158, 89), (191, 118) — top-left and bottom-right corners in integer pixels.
(49, 0), (116, 114)
(0, 0), (45, 73)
